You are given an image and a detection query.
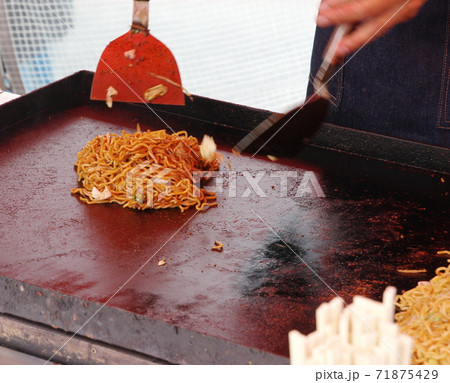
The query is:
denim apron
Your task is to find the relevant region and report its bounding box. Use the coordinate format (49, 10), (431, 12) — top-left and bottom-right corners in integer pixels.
(307, 0), (450, 148)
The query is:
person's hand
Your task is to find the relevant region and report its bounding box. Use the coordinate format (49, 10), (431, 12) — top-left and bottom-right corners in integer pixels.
(317, 0), (428, 58)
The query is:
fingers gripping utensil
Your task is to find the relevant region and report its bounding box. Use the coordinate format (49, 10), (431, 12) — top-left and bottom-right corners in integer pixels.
(233, 24), (352, 157)
(91, 0), (185, 106)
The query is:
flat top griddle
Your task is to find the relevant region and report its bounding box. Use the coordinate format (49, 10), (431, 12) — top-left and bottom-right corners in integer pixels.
(0, 72), (449, 364)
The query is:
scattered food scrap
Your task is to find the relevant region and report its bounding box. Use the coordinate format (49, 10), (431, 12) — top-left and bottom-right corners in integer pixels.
(106, 86), (118, 108)
(200, 135), (217, 165)
(157, 258), (166, 266)
(397, 269), (427, 274)
(211, 241), (223, 252)
(91, 186), (112, 201)
(144, 84), (168, 101)
(149, 72), (192, 98)
(124, 49), (136, 60)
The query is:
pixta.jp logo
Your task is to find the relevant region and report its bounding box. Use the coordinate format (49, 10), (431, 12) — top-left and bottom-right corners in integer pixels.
(192, 170), (325, 199)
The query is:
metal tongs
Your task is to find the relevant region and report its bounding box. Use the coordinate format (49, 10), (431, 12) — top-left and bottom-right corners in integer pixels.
(233, 24), (352, 157)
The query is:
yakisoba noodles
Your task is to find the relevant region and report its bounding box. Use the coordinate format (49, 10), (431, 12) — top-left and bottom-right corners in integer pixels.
(71, 129), (220, 211)
(395, 261), (450, 365)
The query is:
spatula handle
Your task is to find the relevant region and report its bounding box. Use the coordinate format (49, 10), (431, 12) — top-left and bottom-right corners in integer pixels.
(313, 24), (352, 95)
(132, 0), (150, 30)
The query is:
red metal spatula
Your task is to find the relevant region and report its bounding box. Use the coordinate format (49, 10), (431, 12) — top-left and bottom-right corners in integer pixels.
(91, 0), (185, 106)
(233, 24), (352, 157)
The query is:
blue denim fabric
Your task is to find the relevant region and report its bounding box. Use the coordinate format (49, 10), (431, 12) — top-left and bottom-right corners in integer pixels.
(307, 0), (450, 148)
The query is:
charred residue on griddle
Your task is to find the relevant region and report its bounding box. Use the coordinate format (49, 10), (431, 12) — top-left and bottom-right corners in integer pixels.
(318, 190), (450, 297)
(240, 239), (314, 298)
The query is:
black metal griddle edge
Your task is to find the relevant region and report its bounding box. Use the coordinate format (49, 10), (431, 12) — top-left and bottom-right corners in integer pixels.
(2, 70), (449, 174)
(0, 276), (287, 365)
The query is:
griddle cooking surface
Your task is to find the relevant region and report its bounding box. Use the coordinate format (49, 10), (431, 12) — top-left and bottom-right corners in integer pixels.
(0, 98), (448, 363)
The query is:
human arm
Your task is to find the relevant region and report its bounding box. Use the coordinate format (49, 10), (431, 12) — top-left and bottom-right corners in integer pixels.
(316, 0), (429, 58)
